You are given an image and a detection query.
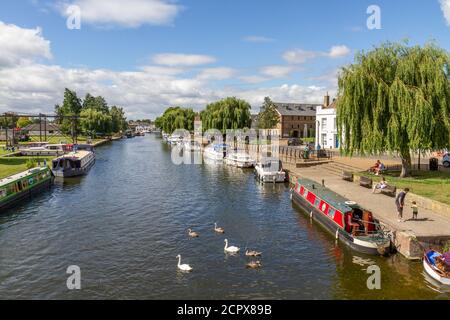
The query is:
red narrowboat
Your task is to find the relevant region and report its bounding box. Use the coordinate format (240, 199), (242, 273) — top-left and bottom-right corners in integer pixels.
(291, 178), (391, 255)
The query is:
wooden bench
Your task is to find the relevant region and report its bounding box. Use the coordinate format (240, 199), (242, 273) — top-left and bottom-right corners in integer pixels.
(380, 185), (397, 197)
(342, 171), (354, 182)
(359, 176), (373, 188)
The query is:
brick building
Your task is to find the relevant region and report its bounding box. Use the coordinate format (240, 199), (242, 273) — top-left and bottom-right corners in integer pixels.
(272, 102), (318, 138)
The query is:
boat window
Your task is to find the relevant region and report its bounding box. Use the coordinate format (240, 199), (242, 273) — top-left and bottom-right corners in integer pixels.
(328, 208), (336, 219)
(75, 160), (81, 169)
(0, 189), (6, 198)
(17, 182), (23, 192)
(314, 199), (320, 208)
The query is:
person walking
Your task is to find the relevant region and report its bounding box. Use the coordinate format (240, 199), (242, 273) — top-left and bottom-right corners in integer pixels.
(395, 188), (409, 222)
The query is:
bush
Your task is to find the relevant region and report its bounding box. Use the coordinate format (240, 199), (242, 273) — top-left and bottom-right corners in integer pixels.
(26, 158), (37, 169)
(442, 241), (450, 253)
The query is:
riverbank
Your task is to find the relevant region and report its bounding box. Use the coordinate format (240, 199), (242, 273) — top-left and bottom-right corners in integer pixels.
(284, 162), (450, 260)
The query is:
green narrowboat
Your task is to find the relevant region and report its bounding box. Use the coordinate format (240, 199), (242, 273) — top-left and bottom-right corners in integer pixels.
(0, 167), (53, 212)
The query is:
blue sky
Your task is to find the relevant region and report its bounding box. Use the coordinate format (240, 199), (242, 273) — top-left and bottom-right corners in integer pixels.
(0, 0), (449, 119)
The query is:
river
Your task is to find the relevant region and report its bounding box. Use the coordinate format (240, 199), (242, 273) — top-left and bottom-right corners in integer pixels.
(0, 135), (448, 299)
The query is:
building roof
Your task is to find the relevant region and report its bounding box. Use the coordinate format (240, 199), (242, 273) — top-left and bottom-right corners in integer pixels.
(23, 122), (60, 131)
(273, 103), (318, 116)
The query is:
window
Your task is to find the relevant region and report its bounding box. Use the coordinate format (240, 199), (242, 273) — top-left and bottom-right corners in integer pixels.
(321, 118), (327, 130)
(321, 134), (327, 147)
(333, 117), (337, 130)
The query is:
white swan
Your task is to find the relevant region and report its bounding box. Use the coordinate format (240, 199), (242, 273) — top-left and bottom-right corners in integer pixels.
(224, 239), (240, 253)
(214, 223), (225, 234)
(245, 250), (262, 257)
(176, 255), (193, 271)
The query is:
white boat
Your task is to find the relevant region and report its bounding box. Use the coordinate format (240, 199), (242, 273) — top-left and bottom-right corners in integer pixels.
(423, 250), (450, 285)
(168, 134), (183, 145)
(21, 144), (68, 156)
(51, 150), (96, 178)
(184, 140), (201, 152)
(225, 151), (255, 168)
(203, 144), (228, 161)
(255, 158), (286, 183)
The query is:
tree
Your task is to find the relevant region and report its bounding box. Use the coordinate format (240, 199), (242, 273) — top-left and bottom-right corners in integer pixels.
(16, 117), (33, 129)
(110, 106), (128, 133)
(258, 97), (280, 129)
(80, 108), (112, 137)
(56, 88), (83, 134)
(336, 42), (450, 177)
(155, 107), (195, 134)
(200, 97), (252, 133)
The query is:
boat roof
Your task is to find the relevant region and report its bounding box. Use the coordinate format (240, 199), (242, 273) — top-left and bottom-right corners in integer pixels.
(297, 178), (355, 213)
(0, 167), (48, 187)
(53, 150), (92, 161)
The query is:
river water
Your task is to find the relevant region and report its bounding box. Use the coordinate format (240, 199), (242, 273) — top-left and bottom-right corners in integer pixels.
(0, 135), (448, 299)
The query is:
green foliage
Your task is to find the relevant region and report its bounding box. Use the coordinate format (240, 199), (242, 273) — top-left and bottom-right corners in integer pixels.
(155, 107), (196, 134)
(337, 42), (450, 177)
(16, 117), (33, 129)
(25, 158), (37, 169)
(258, 97), (280, 129)
(54, 89), (127, 137)
(200, 97), (252, 133)
(443, 241), (450, 253)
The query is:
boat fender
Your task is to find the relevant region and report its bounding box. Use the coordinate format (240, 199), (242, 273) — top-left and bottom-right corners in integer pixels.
(289, 192), (293, 201)
(335, 230), (339, 240)
(310, 211), (313, 219)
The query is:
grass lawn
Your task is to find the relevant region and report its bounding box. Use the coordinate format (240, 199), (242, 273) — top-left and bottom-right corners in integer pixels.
(21, 135), (104, 145)
(0, 156), (54, 179)
(356, 170), (450, 205)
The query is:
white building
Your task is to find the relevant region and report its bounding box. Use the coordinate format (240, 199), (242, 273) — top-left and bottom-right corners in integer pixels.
(315, 96), (339, 150)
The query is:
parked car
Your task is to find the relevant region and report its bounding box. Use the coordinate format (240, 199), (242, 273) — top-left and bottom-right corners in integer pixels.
(443, 153), (450, 168)
(288, 138), (302, 146)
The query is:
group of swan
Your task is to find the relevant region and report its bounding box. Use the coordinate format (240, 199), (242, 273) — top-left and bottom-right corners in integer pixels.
(178, 222), (262, 271)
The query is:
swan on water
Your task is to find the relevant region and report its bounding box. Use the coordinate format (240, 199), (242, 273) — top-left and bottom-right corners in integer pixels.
(246, 261), (262, 269)
(214, 223), (225, 234)
(245, 250), (262, 257)
(188, 229), (199, 238)
(224, 239), (240, 253)
(176, 255), (193, 271)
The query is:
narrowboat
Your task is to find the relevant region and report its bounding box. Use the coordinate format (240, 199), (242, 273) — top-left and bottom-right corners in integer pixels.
(423, 250), (450, 285)
(255, 158), (286, 183)
(291, 178), (391, 255)
(51, 150), (96, 178)
(0, 167), (53, 211)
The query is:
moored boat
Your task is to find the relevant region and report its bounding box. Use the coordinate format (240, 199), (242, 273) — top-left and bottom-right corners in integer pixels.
(423, 250), (450, 285)
(255, 158), (286, 183)
(183, 140), (201, 152)
(225, 151), (255, 168)
(291, 178), (391, 255)
(51, 150), (96, 178)
(0, 167), (53, 211)
(21, 144), (68, 156)
(203, 144), (228, 161)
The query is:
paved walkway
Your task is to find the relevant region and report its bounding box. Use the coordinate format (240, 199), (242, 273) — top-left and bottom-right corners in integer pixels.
(287, 164), (450, 239)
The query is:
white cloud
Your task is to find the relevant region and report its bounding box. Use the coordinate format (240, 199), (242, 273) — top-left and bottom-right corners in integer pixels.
(328, 45), (351, 58)
(440, 0), (450, 25)
(196, 67), (236, 80)
(282, 49), (318, 64)
(0, 21), (52, 68)
(0, 23), (335, 119)
(152, 53), (217, 67)
(260, 65), (295, 78)
(242, 35), (275, 43)
(59, 0), (182, 27)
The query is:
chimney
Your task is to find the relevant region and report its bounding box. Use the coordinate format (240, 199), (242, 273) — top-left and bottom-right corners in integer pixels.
(324, 92), (330, 107)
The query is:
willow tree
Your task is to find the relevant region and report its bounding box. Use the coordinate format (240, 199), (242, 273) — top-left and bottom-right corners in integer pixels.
(154, 107), (195, 134)
(337, 42), (450, 177)
(200, 97), (252, 133)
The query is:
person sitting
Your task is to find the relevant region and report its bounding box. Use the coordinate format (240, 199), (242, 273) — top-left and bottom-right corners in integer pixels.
(372, 177), (388, 193)
(374, 162), (386, 175)
(369, 160), (381, 174)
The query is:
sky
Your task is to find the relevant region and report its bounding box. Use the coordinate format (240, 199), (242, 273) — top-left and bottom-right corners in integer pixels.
(0, 0), (449, 119)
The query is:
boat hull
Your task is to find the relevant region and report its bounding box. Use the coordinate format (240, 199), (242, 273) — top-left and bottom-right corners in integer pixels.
(291, 191), (390, 255)
(255, 167), (286, 183)
(52, 157), (96, 178)
(0, 177), (53, 212)
(423, 252), (450, 285)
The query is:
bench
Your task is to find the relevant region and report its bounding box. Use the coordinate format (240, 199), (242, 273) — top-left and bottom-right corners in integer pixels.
(380, 185), (397, 197)
(342, 171), (354, 182)
(359, 176), (373, 189)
